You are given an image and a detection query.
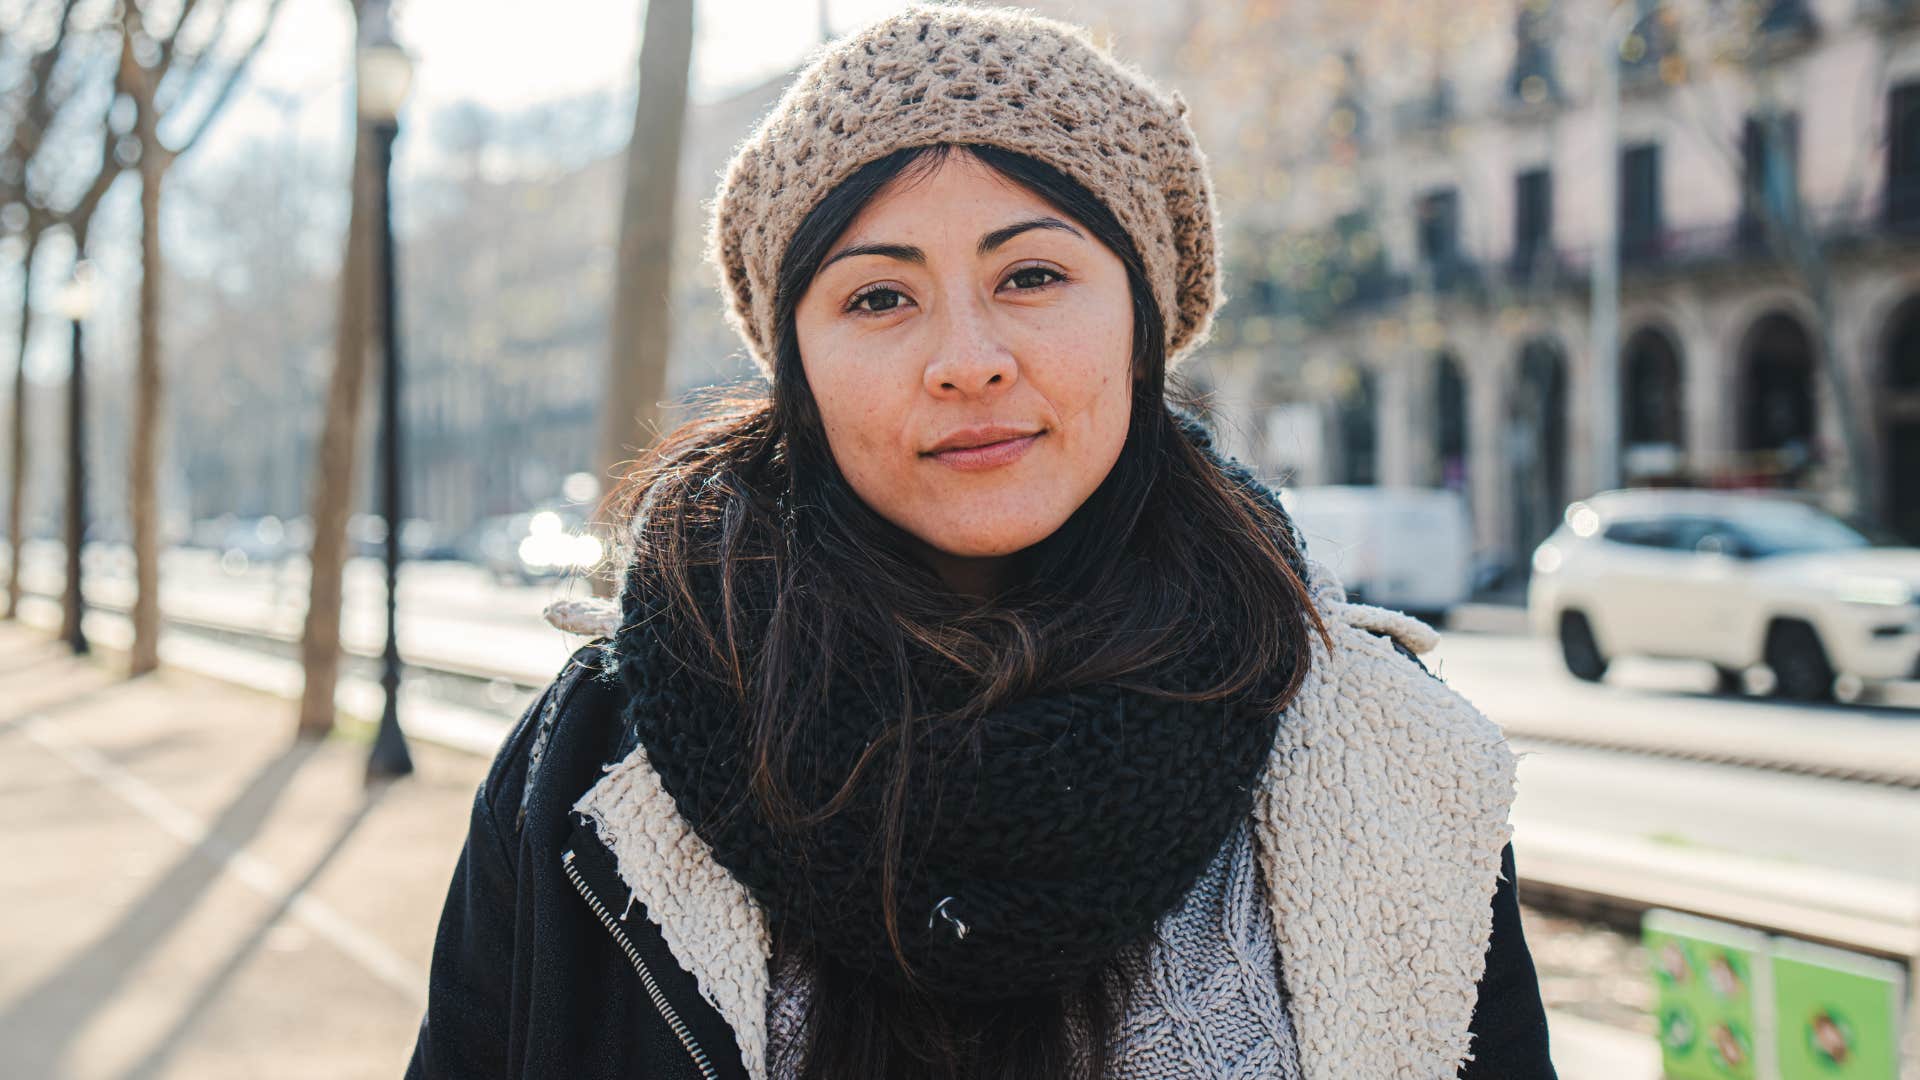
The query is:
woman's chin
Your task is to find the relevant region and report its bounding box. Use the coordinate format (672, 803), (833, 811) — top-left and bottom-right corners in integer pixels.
(913, 511), (1068, 562)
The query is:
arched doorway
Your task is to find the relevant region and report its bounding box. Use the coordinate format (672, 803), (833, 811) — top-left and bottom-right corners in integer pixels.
(1621, 325), (1686, 482)
(1333, 365), (1378, 485)
(1509, 339), (1569, 562)
(1882, 297), (1920, 543)
(1434, 353), (1469, 494)
(1738, 310), (1818, 486)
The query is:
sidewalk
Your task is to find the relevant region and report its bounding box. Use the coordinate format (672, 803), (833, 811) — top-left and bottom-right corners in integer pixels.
(0, 623), (483, 1079)
(0, 621), (1654, 1079)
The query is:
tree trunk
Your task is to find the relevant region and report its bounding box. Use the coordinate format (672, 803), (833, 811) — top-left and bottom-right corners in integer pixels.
(593, 0), (695, 597)
(5, 226), (41, 620)
(1804, 259), (1880, 524)
(128, 134), (169, 675)
(1751, 108), (1881, 525)
(298, 118), (379, 738)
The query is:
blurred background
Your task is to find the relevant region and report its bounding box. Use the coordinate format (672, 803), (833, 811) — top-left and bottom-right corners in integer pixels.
(0, 0), (1915, 1077)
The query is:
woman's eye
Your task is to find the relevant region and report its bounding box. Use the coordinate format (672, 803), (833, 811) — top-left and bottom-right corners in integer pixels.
(848, 287), (909, 315)
(1003, 266), (1064, 291)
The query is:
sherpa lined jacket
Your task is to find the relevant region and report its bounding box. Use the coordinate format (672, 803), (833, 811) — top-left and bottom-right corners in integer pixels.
(404, 558), (1558, 1080)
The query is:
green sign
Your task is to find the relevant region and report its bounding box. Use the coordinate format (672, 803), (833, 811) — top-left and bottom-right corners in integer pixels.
(1772, 938), (1906, 1080)
(1645, 911), (1770, 1080)
(1642, 910), (1910, 1080)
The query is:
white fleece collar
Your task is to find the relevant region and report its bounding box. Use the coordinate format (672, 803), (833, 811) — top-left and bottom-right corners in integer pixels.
(564, 557), (1516, 1080)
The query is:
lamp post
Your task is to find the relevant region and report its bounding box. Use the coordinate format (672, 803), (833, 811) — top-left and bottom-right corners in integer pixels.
(56, 260), (97, 655)
(1589, 0), (1643, 497)
(359, 9), (415, 781)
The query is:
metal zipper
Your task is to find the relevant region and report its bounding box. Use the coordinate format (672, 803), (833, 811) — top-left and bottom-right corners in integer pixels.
(562, 848), (719, 1080)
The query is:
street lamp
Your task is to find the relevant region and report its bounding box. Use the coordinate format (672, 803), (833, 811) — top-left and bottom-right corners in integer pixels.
(1589, 0), (1644, 496)
(56, 260), (97, 655)
(359, 9), (415, 781)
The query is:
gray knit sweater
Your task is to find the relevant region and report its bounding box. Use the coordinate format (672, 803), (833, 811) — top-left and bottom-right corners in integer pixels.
(764, 817), (1302, 1078)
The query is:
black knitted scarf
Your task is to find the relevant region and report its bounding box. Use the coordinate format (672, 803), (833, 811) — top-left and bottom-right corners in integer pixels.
(610, 425), (1306, 1003)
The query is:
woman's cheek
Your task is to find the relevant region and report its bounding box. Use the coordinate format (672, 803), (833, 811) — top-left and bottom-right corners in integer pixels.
(1034, 322), (1129, 422)
(811, 345), (915, 499)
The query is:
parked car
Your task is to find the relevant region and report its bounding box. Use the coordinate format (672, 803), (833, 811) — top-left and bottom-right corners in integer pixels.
(400, 519), (463, 561)
(461, 508), (605, 585)
(348, 512), (388, 559)
(1278, 484), (1474, 624)
(222, 515), (292, 563)
(1527, 489), (1920, 700)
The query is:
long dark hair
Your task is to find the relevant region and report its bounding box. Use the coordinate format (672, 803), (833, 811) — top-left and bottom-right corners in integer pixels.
(602, 143), (1327, 1079)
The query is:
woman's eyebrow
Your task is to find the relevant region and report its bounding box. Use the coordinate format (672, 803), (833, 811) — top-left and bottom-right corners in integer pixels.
(978, 216), (1083, 254)
(817, 217), (1083, 272)
(820, 241), (925, 272)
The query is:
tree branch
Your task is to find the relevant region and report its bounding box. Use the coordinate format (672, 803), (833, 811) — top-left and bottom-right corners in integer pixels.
(57, 56), (128, 234)
(171, 0), (286, 157)
(4, 0), (86, 176)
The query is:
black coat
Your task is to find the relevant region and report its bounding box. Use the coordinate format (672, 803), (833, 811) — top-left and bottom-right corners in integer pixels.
(405, 636), (1560, 1079)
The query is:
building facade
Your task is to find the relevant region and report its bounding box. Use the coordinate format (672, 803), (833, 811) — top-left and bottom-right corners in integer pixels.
(1183, 0), (1920, 578)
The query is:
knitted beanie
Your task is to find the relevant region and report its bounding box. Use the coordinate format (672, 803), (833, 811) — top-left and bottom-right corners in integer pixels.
(708, 4), (1222, 380)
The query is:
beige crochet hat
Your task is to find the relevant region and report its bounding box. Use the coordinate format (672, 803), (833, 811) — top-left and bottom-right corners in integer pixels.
(708, 4), (1222, 380)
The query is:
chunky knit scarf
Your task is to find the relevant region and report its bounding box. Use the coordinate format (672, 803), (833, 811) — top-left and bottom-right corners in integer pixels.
(611, 424), (1306, 1004)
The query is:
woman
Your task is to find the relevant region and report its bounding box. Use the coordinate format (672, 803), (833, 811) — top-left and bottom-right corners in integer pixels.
(406, 7), (1556, 1079)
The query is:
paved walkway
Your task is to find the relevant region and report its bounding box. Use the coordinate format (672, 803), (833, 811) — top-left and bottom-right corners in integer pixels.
(0, 621), (1655, 1079)
(0, 623), (483, 1079)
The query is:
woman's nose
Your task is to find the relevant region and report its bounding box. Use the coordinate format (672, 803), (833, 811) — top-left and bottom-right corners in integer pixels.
(922, 295), (1017, 398)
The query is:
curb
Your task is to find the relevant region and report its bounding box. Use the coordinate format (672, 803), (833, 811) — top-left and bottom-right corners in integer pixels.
(1506, 729), (1920, 791)
(1516, 823), (1920, 962)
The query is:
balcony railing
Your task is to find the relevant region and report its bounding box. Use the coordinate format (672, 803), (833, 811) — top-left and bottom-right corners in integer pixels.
(1545, 193), (1913, 276)
(1859, 0), (1920, 27)
(1264, 191), (1920, 323)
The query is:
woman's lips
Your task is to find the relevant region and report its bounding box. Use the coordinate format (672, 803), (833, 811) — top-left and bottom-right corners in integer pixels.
(926, 431), (1042, 471)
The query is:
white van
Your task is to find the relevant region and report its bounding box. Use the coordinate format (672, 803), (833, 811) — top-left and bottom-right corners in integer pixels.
(1278, 485), (1474, 623)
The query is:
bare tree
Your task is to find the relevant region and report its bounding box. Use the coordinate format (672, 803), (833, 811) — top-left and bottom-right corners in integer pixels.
(112, 0), (286, 675)
(592, 0), (694, 595)
(0, 0), (133, 646)
(1657, 0), (1890, 525)
(1, 0), (84, 620)
(3, 216), (43, 617)
(297, 0), (380, 739)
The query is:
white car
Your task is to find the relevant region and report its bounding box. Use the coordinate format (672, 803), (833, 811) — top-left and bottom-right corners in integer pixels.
(1527, 489), (1920, 701)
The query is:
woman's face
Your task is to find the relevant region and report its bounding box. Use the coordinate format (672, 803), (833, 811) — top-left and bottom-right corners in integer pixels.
(792, 150), (1135, 588)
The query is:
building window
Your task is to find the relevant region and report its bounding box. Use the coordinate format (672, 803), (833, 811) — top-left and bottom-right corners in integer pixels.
(1739, 112), (1799, 246)
(1513, 168), (1553, 276)
(1739, 311), (1818, 486)
(1888, 83), (1920, 228)
(1435, 353), (1470, 494)
(1416, 187), (1462, 285)
(1620, 0), (1676, 85)
(1507, 0), (1561, 106)
(1510, 339), (1569, 558)
(1754, 0), (1816, 39)
(1335, 367), (1378, 486)
(1621, 326), (1686, 481)
(1620, 143), (1663, 262)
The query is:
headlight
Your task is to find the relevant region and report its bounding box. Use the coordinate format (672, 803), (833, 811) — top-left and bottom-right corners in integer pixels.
(519, 531), (603, 570)
(571, 534), (605, 568)
(1834, 576), (1912, 606)
(1565, 503), (1600, 539)
(1532, 542), (1563, 575)
(517, 534), (555, 568)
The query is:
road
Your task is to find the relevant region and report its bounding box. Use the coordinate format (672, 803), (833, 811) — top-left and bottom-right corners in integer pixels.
(1430, 626), (1920, 781)
(1423, 630), (1919, 891)
(13, 540), (594, 685)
